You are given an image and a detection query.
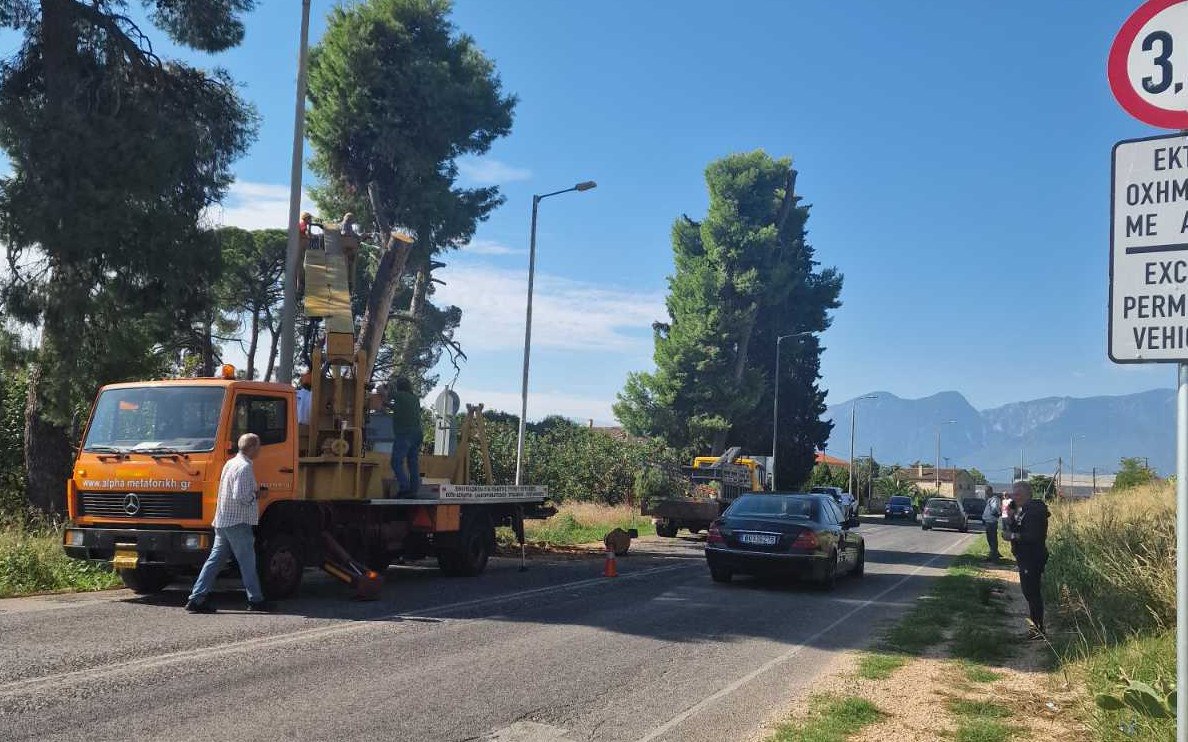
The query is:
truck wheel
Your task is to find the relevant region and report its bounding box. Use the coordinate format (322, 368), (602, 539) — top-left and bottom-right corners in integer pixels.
(258, 534), (303, 600)
(118, 565), (172, 595)
(438, 512), (494, 577)
(656, 522), (678, 538)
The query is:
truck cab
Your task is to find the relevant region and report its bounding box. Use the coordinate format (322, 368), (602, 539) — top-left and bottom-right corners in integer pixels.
(64, 377), (298, 593)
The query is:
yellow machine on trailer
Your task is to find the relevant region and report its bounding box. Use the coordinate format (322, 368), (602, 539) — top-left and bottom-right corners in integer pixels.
(62, 216), (553, 599)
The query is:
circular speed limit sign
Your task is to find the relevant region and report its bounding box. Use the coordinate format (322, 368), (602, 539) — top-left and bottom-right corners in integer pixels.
(1109, 0), (1188, 128)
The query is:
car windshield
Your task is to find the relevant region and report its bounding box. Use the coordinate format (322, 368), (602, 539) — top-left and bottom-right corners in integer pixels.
(84, 386), (226, 453)
(729, 495), (816, 520)
(889, 497), (912, 505)
(928, 499), (959, 512)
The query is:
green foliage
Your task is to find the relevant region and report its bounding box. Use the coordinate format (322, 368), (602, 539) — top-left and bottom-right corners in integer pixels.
(634, 465), (681, 506)
(0, 0), (256, 511)
(476, 413), (685, 505)
(0, 364), (27, 517)
(497, 504), (656, 547)
(615, 151), (842, 487)
(1094, 672), (1175, 720)
(1081, 632), (1174, 742)
(214, 228), (287, 380)
(1029, 474), (1055, 500)
(968, 467), (989, 485)
(767, 695), (883, 742)
(307, 0), (514, 388)
(875, 475), (920, 500)
(1113, 457), (1157, 491)
(0, 522), (120, 597)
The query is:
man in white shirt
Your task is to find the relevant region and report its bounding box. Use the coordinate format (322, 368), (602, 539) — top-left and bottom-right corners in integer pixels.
(185, 433), (271, 613)
(296, 372), (312, 426)
(982, 491), (1003, 562)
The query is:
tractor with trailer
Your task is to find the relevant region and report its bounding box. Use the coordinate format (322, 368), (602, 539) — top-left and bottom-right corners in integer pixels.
(62, 215), (553, 599)
(642, 448), (767, 537)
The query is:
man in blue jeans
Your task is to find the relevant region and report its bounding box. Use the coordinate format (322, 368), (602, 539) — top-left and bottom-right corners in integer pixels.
(389, 377), (424, 497)
(185, 433), (271, 613)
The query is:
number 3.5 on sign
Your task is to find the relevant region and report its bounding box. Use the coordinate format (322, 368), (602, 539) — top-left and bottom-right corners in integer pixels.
(1109, 0), (1188, 130)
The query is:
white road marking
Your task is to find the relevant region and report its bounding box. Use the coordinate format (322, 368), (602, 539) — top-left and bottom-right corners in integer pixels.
(633, 534), (975, 742)
(0, 562), (695, 698)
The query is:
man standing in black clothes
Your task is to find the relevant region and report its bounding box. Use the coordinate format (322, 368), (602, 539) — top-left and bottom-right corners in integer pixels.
(1006, 480), (1050, 639)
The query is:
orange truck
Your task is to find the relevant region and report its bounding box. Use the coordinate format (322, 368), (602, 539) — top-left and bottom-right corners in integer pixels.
(62, 216), (552, 599)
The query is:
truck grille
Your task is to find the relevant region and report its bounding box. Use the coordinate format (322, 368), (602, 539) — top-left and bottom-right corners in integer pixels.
(78, 491), (203, 520)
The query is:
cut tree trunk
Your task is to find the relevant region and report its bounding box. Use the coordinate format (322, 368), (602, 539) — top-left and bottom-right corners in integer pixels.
(23, 366), (72, 515)
(354, 231), (413, 384)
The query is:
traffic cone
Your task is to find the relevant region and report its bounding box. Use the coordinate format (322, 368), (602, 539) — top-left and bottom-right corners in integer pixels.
(602, 546), (618, 578)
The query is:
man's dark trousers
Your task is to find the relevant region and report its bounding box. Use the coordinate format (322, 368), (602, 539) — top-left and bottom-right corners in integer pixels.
(1017, 558), (1045, 631)
(984, 521), (1000, 560)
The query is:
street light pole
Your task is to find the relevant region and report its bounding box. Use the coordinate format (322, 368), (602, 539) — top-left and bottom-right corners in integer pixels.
(278, 0), (312, 385)
(849, 395), (877, 505)
(514, 181), (597, 486)
(936, 419), (956, 493)
(771, 331), (813, 490)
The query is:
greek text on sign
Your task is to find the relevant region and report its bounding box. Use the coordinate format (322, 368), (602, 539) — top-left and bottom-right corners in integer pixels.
(1110, 133), (1188, 362)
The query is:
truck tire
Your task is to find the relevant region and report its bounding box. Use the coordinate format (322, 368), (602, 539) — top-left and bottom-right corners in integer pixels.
(438, 512), (494, 577)
(118, 565), (172, 595)
(258, 533), (303, 600)
(656, 522), (678, 538)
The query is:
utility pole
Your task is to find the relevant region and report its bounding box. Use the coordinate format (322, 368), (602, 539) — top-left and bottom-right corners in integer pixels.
(848, 395), (876, 500)
(1093, 467), (1097, 494)
(279, 0), (312, 385)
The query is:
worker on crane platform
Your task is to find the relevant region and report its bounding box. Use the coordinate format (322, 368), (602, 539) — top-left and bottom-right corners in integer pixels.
(389, 377), (424, 497)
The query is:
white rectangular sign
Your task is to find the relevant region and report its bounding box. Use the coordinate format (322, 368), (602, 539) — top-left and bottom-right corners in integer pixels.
(1111, 133), (1188, 362)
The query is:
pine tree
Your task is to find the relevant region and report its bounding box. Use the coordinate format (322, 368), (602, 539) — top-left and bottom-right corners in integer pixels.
(615, 150), (841, 486)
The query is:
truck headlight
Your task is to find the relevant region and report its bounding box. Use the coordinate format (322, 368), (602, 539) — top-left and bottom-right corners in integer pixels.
(182, 534), (209, 550)
(64, 529), (85, 547)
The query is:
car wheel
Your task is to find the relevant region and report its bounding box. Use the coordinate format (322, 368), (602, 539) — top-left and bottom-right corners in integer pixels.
(118, 565), (172, 595)
(817, 550), (838, 591)
(709, 565), (733, 583)
(922, 524), (931, 531)
(853, 544), (865, 578)
(656, 522), (678, 538)
(959, 524), (969, 533)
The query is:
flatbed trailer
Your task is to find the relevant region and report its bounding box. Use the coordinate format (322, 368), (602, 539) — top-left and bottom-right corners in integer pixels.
(644, 449), (767, 537)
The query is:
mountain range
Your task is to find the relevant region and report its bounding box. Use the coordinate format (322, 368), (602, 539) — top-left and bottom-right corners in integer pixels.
(824, 388), (1176, 481)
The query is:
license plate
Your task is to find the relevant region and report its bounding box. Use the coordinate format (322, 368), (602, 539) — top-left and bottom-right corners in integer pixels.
(934, 518), (950, 524)
(112, 548), (138, 570)
(739, 533), (778, 545)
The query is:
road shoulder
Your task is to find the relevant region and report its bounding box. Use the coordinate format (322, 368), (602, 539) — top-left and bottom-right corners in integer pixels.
(757, 542), (1089, 742)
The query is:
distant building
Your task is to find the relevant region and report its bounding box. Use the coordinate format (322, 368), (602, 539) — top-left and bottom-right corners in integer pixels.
(815, 451), (850, 468)
(894, 464), (976, 500)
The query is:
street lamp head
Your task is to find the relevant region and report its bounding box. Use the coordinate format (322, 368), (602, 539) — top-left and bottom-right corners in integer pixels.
(575, 181), (597, 191)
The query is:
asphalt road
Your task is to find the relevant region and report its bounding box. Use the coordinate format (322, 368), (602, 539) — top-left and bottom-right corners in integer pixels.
(0, 518), (973, 742)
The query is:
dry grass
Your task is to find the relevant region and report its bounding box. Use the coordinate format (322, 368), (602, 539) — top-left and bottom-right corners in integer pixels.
(1046, 483), (1176, 741)
(498, 503), (655, 547)
(1047, 483), (1174, 642)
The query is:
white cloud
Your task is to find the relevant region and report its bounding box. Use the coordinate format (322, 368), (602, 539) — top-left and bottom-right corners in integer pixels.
(461, 238), (522, 256)
(434, 258), (664, 354)
(428, 385), (617, 426)
(457, 157), (532, 186)
(203, 180), (315, 231)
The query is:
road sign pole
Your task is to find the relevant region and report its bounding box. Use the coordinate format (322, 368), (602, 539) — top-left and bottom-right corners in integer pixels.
(1179, 363), (1187, 742)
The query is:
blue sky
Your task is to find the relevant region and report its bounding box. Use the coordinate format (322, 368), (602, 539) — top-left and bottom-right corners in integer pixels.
(3, 1), (1178, 425)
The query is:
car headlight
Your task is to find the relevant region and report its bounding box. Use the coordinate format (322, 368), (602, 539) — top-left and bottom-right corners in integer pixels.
(64, 529), (85, 547)
(182, 533), (209, 550)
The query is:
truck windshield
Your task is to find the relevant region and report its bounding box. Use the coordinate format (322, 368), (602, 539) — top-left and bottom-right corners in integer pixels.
(83, 387), (225, 453)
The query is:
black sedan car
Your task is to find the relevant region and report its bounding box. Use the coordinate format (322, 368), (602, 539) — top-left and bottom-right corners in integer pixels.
(705, 493), (864, 590)
(884, 495), (916, 520)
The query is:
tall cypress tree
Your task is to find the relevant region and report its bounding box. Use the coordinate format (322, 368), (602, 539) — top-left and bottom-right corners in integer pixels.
(615, 150), (841, 486)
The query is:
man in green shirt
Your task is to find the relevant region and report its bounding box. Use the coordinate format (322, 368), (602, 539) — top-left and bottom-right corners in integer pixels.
(390, 377), (424, 497)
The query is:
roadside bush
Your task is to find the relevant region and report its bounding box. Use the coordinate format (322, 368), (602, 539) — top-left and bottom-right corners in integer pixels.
(1046, 483), (1174, 643)
(0, 520), (120, 597)
(1047, 484), (1175, 742)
